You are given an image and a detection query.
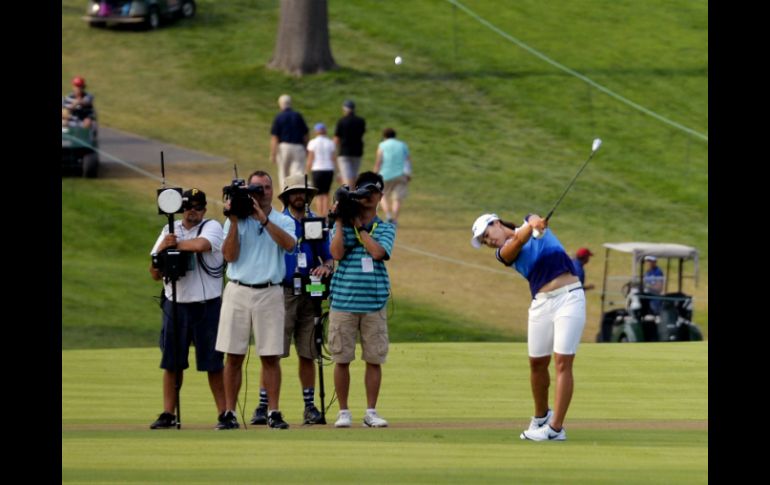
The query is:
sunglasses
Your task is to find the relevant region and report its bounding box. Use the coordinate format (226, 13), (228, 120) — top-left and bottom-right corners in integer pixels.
(183, 204), (206, 211)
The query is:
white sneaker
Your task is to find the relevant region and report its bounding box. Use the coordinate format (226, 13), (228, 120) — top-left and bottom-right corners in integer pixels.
(527, 409), (553, 431)
(334, 410), (352, 428)
(363, 411), (389, 428)
(521, 423), (566, 441)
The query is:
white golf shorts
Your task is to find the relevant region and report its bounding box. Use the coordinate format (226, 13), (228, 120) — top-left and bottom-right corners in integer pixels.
(527, 284), (586, 357)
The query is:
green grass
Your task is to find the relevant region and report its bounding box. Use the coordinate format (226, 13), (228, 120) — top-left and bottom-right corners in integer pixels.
(62, 342), (708, 483)
(61, 0), (708, 341)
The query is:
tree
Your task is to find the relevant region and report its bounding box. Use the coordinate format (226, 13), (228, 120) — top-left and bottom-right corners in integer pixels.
(268, 0), (338, 76)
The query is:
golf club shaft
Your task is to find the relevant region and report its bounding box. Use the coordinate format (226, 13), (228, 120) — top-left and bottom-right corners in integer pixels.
(545, 149), (597, 222)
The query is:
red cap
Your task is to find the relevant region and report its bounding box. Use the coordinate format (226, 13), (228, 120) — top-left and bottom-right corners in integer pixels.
(72, 76), (86, 88)
(576, 247), (593, 258)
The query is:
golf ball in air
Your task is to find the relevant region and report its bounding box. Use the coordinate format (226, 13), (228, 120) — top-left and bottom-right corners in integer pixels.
(394, 56), (403, 65)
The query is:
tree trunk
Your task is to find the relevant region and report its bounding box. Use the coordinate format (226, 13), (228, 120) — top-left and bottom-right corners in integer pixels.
(268, 0), (338, 76)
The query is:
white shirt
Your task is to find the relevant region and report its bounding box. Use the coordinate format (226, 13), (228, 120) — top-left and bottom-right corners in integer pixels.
(150, 219), (224, 303)
(307, 135), (336, 171)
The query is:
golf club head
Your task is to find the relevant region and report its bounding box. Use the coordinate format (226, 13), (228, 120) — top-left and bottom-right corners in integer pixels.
(592, 138), (602, 153)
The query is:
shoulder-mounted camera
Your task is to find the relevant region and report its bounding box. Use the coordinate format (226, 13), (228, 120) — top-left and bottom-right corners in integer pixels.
(328, 184), (376, 225)
(223, 178), (264, 219)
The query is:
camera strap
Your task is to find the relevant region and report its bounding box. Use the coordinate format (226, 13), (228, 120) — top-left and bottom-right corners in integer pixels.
(353, 222), (378, 246)
(195, 219), (226, 278)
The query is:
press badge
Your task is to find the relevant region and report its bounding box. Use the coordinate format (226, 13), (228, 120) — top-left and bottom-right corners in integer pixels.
(361, 257), (374, 273)
(297, 252), (307, 268)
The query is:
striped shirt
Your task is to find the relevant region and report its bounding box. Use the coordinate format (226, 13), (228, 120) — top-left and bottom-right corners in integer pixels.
(330, 217), (395, 312)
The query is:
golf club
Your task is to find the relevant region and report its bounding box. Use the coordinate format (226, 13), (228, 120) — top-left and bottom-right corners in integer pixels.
(532, 138), (602, 238)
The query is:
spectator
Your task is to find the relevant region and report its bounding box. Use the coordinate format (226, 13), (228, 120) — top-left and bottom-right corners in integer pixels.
(62, 76), (96, 128)
(270, 94), (309, 191)
(334, 99), (366, 187)
(373, 127), (412, 224)
(643, 255), (665, 314)
(305, 123), (337, 218)
(148, 188), (226, 429)
(571, 247), (595, 290)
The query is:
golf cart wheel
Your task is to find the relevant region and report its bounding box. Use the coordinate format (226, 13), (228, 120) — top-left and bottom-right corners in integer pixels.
(181, 0), (196, 18)
(89, 21), (106, 29)
(82, 153), (99, 178)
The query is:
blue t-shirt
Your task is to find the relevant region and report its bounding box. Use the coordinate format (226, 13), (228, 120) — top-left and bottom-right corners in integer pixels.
(282, 208), (333, 285)
(271, 109), (308, 144)
(329, 217), (396, 312)
(571, 258), (586, 285)
(378, 138), (410, 181)
(496, 229), (576, 298)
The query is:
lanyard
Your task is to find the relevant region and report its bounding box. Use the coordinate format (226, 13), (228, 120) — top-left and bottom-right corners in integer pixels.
(353, 222), (378, 246)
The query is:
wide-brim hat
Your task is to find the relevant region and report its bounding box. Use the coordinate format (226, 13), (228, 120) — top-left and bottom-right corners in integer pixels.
(278, 173), (318, 203)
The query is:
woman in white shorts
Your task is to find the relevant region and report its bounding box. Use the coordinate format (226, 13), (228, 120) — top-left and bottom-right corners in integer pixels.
(470, 212), (585, 441)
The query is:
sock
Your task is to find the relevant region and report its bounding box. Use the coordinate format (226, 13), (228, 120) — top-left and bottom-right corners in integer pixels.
(259, 388), (268, 409)
(303, 387), (315, 408)
(366, 408), (377, 415)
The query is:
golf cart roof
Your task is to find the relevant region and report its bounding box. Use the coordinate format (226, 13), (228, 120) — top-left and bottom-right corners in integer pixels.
(602, 242), (698, 260)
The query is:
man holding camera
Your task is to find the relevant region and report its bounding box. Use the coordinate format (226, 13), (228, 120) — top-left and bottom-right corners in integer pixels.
(250, 174), (335, 426)
(215, 171), (297, 429)
(149, 188), (226, 430)
(328, 171), (396, 428)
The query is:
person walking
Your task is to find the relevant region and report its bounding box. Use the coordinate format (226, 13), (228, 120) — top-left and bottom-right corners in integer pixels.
(373, 127), (412, 224)
(270, 94), (309, 191)
(333, 99), (366, 187)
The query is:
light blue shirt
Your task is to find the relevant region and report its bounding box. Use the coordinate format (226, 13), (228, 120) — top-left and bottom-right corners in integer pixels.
(223, 209), (296, 284)
(378, 138), (410, 181)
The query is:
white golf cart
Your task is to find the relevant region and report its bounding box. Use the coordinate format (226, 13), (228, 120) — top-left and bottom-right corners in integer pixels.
(596, 242), (704, 343)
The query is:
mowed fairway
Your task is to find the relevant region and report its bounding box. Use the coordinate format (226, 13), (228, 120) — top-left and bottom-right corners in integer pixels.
(62, 342), (707, 483)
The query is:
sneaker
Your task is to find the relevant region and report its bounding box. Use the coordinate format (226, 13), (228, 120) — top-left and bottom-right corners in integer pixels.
(215, 410), (239, 430)
(363, 410), (388, 428)
(526, 408), (553, 432)
(334, 409), (352, 428)
(150, 412), (177, 429)
(250, 405), (268, 425)
(303, 405), (324, 425)
(267, 411), (290, 429)
(521, 423), (566, 441)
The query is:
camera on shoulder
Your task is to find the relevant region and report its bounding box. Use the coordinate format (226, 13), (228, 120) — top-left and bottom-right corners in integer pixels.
(223, 178), (264, 218)
(328, 184), (376, 225)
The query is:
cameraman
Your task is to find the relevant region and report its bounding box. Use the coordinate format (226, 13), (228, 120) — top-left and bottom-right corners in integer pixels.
(148, 188), (226, 430)
(215, 170), (296, 430)
(328, 171), (396, 428)
(250, 174), (334, 426)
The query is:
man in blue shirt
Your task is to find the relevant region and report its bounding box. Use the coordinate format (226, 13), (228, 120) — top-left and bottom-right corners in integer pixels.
(270, 94), (309, 191)
(250, 174), (334, 426)
(328, 172), (396, 428)
(374, 127), (412, 225)
(643, 255), (665, 314)
(215, 171), (296, 430)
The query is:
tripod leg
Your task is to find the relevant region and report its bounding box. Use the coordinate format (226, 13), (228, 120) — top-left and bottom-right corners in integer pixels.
(314, 315), (327, 424)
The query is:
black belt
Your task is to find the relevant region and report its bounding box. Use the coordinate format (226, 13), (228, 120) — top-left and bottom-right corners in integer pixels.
(232, 280), (279, 289)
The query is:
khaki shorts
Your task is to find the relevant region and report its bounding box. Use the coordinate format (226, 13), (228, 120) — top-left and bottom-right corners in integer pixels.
(337, 156), (362, 183)
(383, 175), (409, 201)
(283, 290), (319, 359)
(215, 282), (285, 357)
(328, 309), (389, 364)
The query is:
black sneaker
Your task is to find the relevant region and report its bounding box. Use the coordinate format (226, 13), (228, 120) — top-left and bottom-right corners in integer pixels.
(215, 410), (240, 430)
(150, 412), (177, 429)
(250, 405), (268, 425)
(267, 411), (290, 429)
(303, 405), (325, 425)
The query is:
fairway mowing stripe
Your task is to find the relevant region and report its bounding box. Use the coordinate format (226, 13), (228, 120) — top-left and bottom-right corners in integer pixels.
(62, 419), (706, 432)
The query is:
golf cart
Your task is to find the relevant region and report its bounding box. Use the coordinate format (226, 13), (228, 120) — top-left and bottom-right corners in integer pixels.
(62, 120), (99, 178)
(83, 0), (196, 30)
(596, 242), (704, 343)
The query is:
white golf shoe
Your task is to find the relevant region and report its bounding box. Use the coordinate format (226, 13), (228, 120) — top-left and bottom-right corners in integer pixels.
(363, 410), (389, 428)
(521, 423), (567, 441)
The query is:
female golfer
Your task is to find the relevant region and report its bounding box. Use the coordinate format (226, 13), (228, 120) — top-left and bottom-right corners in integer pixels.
(470, 212), (585, 441)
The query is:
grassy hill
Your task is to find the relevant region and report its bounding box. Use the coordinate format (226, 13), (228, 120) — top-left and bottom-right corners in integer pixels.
(61, 0), (707, 348)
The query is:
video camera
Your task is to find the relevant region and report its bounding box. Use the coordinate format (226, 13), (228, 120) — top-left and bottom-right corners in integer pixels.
(328, 184), (377, 225)
(223, 178), (264, 219)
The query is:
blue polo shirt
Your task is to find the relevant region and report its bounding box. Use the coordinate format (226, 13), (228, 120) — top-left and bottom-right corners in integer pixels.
(496, 228), (576, 298)
(223, 210), (296, 284)
(282, 208), (333, 285)
(271, 109), (308, 144)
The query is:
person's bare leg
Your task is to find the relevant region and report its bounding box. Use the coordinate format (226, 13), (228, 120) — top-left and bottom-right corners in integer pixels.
(529, 355), (551, 417)
(207, 369), (226, 414)
(162, 370), (184, 413)
(223, 354), (245, 411)
(334, 363), (351, 410)
(550, 353), (575, 430)
(364, 363), (382, 409)
(261, 355), (282, 410)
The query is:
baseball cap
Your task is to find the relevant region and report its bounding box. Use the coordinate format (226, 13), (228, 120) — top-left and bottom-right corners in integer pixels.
(644, 255), (657, 262)
(314, 122), (326, 132)
(342, 99), (355, 110)
(576, 247), (593, 258)
(72, 76), (86, 88)
(182, 188), (207, 207)
(470, 213), (500, 248)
